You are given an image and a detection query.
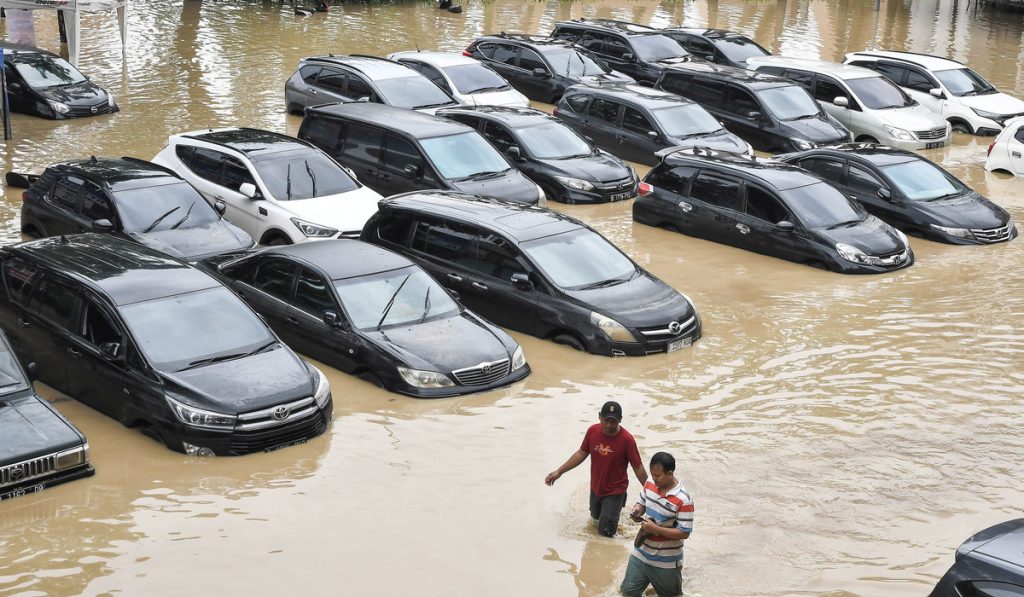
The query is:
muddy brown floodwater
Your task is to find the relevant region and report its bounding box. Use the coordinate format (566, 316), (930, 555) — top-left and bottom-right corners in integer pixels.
(2, 1), (1024, 595)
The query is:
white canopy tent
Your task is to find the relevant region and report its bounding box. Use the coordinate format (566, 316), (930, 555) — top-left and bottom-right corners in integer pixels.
(0, 0), (129, 67)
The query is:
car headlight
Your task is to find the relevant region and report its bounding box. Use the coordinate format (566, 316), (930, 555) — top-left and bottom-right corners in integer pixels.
(107, 93), (116, 108)
(836, 242), (870, 264)
(882, 125), (915, 141)
(971, 107), (1001, 122)
(291, 217), (338, 238)
(589, 311), (637, 343)
(312, 365), (331, 408)
(554, 176), (595, 191)
(55, 444), (87, 470)
(47, 100), (70, 115)
(792, 138), (815, 150)
(511, 346), (527, 371)
(929, 224), (975, 240)
(166, 395), (237, 430)
(397, 366), (455, 388)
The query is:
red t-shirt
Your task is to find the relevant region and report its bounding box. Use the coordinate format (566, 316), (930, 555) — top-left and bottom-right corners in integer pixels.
(580, 424), (642, 497)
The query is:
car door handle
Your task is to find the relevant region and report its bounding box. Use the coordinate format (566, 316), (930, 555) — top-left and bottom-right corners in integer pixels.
(308, 88), (318, 95)
(17, 317), (31, 328)
(67, 347), (82, 358)
(447, 273), (463, 282)
(1013, 151), (1022, 158)
(472, 282), (488, 291)
(364, 168), (376, 174)
(615, 136), (626, 143)
(286, 317), (300, 326)
(677, 201), (693, 213)
(380, 173), (392, 181)
(736, 223), (750, 234)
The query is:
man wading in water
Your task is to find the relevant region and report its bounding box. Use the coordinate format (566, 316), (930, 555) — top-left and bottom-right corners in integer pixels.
(545, 401), (648, 537)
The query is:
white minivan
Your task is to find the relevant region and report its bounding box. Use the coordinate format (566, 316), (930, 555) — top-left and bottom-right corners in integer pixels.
(748, 56), (951, 151)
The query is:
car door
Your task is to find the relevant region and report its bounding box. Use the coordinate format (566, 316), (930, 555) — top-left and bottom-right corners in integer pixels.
(813, 75), (854, 128)
(686, 170), (744, 246)
(36, 174), (82, 236)
(176, 146), (262, 237)
(720, 85), (770, 148)
(1009, 125), (1024, 175)
(619, 105), (662, 163)
(845, 161), (907, 227)
(28, 274), (82, 394)
(583, 97), (623, 153)
(295, 64), (323, 108)
(643, 165), (700, 233)
(337, 122), (384, 192)
(478, 43), (522, 92)
(234, 257), (298, 332)
(514, 47), (554, 102)
(735, 183), (803, 260)
(0, 259), (60, 386)
(284, 266), (358, 372)
(64, 295), (133, 422)
(903, 67), (945, 115)
(408, 219), (476, 302)
(77, 181), (117, 233)
(464, 231), (542, 334)
(378, 133), (429, 196)
(313, 67), (353, 103)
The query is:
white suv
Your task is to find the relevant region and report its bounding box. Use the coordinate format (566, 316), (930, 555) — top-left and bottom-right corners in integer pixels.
(386, 51), (530, 108)
(748, 56), (952, 151)
(152, 128), (382, 245)
(844, 51), (1024, 136)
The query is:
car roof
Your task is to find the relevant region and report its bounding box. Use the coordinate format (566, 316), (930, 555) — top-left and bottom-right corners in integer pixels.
(300, 54), (416, 80)
(847, 50), (962, 72)
(381, 191), (583, 242)
(660, 148), (819, 191)
(256, 239), (413, 280)
(437, 105), (558, 128)
(665, 27), (748, 40)
(749, 56), (878, 80)
(7, 234), (219, 306)
(52, 157), (183, 191)
(305, 102), (470, 138)
(388, 51), (478, 68)
(784, 143), (920, 167)
(555, 18), (661, 36)
(661, 62), (792, 88)
(566, 83), (694, 107)
(179, 127), (316, 157)
(477, 34), (576, 50)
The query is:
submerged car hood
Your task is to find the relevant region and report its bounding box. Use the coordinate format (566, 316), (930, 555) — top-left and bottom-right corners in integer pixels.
(814, 216), (905, 255)
(0, 395), (83, 463)
(958, 92), (1024, 116)
(877, 106), (947, 131)
(450, 170), (538, 203)
(668, 130), (749, 155)
(365, 313), (512, 373)
(127, 220), (253, 261)
(908, 191), (1011, 229)
(564, 272), (693, 329)
(160, 346), (312, 414)
(779, 116), (849, 144)
(537, 151), (633, 182)
(277, 187), (382, 234)
(37, 81), (107, 105)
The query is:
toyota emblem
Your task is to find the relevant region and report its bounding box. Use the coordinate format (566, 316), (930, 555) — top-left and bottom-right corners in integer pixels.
(272, 406), (290, 421)
(11, 467), (24, 481)
(90, 105), (98, 114)
(668, 321), (683, 335)
(480, 363), (491, 374)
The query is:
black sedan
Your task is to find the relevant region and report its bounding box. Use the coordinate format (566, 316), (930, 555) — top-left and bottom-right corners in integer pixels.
(0, 41), (117, 119)
(201, 240), (530, 397)
(633, 148), (914, 274)
(438, 106), (637, 204)
(930, 519), (1024, 596)
(779, 144), (1016, 244)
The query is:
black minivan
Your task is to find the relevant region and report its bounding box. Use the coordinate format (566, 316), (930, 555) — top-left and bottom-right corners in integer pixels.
(633, 148), (914, 273)
(298, 102), (544, 204)
(0, 234), (333, 456)
(361, 191), (701, 356)
(550, 19), (696, 85)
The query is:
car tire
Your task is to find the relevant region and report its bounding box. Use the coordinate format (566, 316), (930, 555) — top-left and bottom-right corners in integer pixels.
(358, 371), (385, 389)
(261, 233), (292, 246)
(855, 135), (880, 144)
(552, 332), (585, 352)
(950, 120), (973, 134)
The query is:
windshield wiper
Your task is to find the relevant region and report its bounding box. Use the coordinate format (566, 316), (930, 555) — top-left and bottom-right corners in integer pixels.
(414, 101), (455, 109)
(286, 163), (293, 200)
(470, 85), (508, 93)
(470, 169), (509, 180)
(418, 287), (432, 324)
(179, 351), (250, 371)
(142, 205), (181, 233)
(826, 219), (862, 230)
(578, 273), (633, 290)
(376, 274), (412, 330)
(170, 200), (197, 230)
(304, 160), (317, 197)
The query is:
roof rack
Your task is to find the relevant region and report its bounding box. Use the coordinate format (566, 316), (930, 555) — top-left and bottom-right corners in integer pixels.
(850, 50), (964, 67)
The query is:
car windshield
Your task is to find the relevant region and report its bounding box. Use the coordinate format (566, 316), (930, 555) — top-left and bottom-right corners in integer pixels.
(934, 67), (997, 97)
(516, 121), (592, 159)
(847, 76), (914, 109)
(0, 336), (28, 394)
(782, 182), (867, 230)
(13, 56), (87, 88)
(521, 228), (636, 290)
(712, 36), (770, 62)
(114, 182), (220, 233)
(443, 63), (510, 94)
(543, 47), (613, 77)
(630, 34), (689, 63)
(420, 132), (511, 180)
(120, 286), (275, 372)
(881, 159), (966, 201)
(375, 76), (457, 110)
(652, 104), (723, 138)
(758, 85), (821, 120)
(251, 148), (359, 200)
(335, 266), (459, 330)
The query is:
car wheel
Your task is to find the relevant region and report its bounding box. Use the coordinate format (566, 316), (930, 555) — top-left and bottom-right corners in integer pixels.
(552, 333), (585, 352)
(358, 371), (385, 389)
(261, 233), (292, 246)
(855, 135), (879, 144)
(950, 120), (973, 134)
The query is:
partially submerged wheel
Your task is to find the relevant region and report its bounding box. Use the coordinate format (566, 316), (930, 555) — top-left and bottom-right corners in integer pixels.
(552, 333), (585, 352)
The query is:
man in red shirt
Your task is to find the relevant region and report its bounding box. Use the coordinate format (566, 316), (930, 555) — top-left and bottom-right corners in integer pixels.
(545, 401), (649, 537)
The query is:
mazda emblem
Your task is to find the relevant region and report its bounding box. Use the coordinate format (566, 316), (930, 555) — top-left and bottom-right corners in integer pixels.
(668, 321), (683, 335)
(272, 406), (290, 421)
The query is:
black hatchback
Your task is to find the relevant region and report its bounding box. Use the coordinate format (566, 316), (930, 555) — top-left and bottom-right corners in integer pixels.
(361, 191), (701, 356)
(633, 148), (914, 273)
(778, 144), (1017, 244)
(201, 240), (530, 398)
(0, 41), (118, 119)
(437, 105), (638, 204)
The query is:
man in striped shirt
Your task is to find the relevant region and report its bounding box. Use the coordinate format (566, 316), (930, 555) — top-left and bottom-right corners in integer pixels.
(620, 452), (693, 597)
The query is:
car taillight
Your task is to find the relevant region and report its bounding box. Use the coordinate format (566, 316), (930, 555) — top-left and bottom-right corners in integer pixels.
(552, 107), (560, 116)
(462, 47), (473, 57)
(638, 182), (653, 196)
(21, 191), (29, 201)
(987, 141), (995, 157)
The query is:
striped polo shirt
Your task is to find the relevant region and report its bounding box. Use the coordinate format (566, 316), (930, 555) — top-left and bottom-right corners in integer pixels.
(632, 480), (694, 569)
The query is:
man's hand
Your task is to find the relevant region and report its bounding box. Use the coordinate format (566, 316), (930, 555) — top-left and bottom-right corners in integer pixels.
(544, 471), (561, 486)
(629, 504), (646, 521)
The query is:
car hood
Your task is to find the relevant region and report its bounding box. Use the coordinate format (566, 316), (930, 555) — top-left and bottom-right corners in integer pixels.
(563, 272), (694, 329)
(537, 151), (633, 181)
(813, 216), (905, 255)
(958, 92), (1024, 116)
(126, 220), (253, 261)
(907, 191), (1011, 229)
(651, 56), (696, 67)
(36, 81), (107, 105)
(364, 313), (513, 373)
(276, 187), (382, 235)
(465, 89), (530, 108)
(877, 106), (947, 130)
(779, 116), (849, 144)
(160, 346), (313, 414)
(668, 130), (750, 155)
(577, 72), (636, 86)
(0, 395), (83, 463)
(450, 170), (539, 203)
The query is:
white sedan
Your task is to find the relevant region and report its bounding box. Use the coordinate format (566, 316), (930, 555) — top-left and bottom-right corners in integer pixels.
(985, 116), (1024, 176)
(387, 51), (530, 109)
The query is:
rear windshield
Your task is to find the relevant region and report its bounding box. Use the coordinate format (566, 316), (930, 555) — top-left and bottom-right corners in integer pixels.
(375, 76), (457, 110)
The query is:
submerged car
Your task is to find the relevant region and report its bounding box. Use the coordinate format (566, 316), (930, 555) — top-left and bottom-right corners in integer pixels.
(780, 144), (1016, 244)
(201, 240), (530, 397)
(662, 28), (771, 69)
(985, 116), (1024, 177)
(21, 157), (254, 261)
(550, 19), (696, 85)
(930, 519), (1024, 597)
(0, 41), (118, 119)
(0, 328), (94, 501)
(0, 234), (333, 456)
(387, 51), (530, 108)
(633, 148), (913, 274)
(362, 191), (702, 356)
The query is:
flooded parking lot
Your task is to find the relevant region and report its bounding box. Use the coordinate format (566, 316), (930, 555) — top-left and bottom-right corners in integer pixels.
(1, 0), (1023, 595)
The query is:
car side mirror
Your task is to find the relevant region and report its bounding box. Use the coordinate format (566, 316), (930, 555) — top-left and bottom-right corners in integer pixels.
(323, 310), (342, 328)
(622, 53), (636, 63)
(357, 96), (371, 102)
(929, 88), (944, 99)
(403, 164), (421, 179)
(833, 96), (849, 108)
(878, 188), (892, 200)
(239, 183), (259, 199)
(92, 218), (114, 232)
(532, 67), (549, 78)
(647, 130), (660, 139)
(8, 82), (23, 93)
(100, 341), (124, 360)
(584, 135), (595, 143)
(746, 111), (763, 122)
(506, 146), (524, 161)
(214, 199), (227, 215)
(776, 220), (795, 232)
(26, 362), (38, 381)
(511, 273), (533, 291)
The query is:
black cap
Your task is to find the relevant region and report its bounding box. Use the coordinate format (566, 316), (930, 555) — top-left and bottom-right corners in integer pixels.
(600, 401), (622, 421)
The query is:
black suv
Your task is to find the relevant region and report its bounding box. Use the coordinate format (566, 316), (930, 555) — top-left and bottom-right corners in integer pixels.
(361, 191), (701, 356)
(633, 148), (914, 274)
(654, 63), (851, 152)
(550, 19), (695, 85)
(437, 105), (637, 203)
(21, 157), (254, 262)
(0, 328), (94, 501)
(0, 234), (333, 456)
(0, 41), (118, 119)
(662, 28), (770, 69)
(297, 102), (543, 203)
(463, 34), (633, 104)
(554, 84), (750, 165)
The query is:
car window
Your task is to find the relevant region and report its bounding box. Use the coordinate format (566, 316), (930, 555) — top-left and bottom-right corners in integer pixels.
(251, 259), (296, 301)
(303, 117), (345, 153)
(51, 175), (82, 212)
(346, 76), (374, 101)
(79, 299), (122, 347)
(299, 65), (321, 84)
(799, 157), (845, 183)
(81, 182), (113, 222)
(622, 107), (655, 134)
(603, 35), (630, 58)
(475, 232), (526, 281)
(411, 221), (478, 269)
(659, 73), (691, 96)
(689, 172), (742, 211)
(645, 165), (697, 194)
(481, 122), (517, 153)
(418, 64), (452, 94)
(744, 186), (789, 223)
(113, 182), (219, 233)
(782, 181), (866, 229)
(814, 76), (848, 104)
(847, 163), (884, 195)
(959, 581), (1024, 597)
(544, 47), (613, 77)
(588, 98), (620, 123)
(36, 277), (79, 329)
(443, 63), (510, 95)
(294, 267), (335, 316)
(1014, 127), (1024, 144)
(176, 146), (224, 185)
(474, 43), (496, 60)
(492, 43), (518, 66)
(220, 155), (257, 192)
(419, 132), (510, 180)
(251, 148), (360, 200)
(713, 36), (770, 63)
(689, 37), (715, 55)
(12, 55), (86, 88)
(933, 67), (996, 97)
(846, 76), (913, 109)
(564, 94), (589, 113)
(317, 68), (347, 95)
(381, 134), (425, 174)
(334, 266), (459, 331)
(652, 104), (722, 137)
(757, 85), (820, 120)
(340, 123), (384, 165)
(2, 259), (41, 308)
(520, 228), (636, 290)
(0, 335), (28, 391)
(905, 69), (936, 93)
(375, 214), (414, 246)
(515, 121), (592, 159)
(879, 159), (964, 201)
(684, 79), (726, 105)
(783, 69), (816, 89)
(375, 76), (454, 110)
(724, 86), (761, 119)
(518, 48), (546, 72)
(872, 63), (906, 84)
(629, 34), (689, 62)
(578, 32), (604, 54)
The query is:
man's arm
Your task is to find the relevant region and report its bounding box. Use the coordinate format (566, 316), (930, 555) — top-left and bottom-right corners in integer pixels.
(632, 462), (648, 486)
(640, 520), (690, 540)
(545, 449), (588, 486)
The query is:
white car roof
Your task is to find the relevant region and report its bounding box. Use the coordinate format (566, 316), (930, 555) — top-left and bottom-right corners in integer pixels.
(386, 51), (479, 69)
(846, 50), (963, 72)
(748, 56), (878, 80)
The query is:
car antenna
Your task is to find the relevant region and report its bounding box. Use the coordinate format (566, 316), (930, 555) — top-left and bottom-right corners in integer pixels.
(89, 155), (97, 163)
(415, 40), (420, 52)
(60, 234), (70, 244)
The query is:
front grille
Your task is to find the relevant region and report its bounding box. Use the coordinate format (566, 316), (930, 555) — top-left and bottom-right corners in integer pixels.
(970, 223), (1013, 243)
(874, 249), (909, 267)
(68, 101), (114, 116)
(1, 454), (56, 487)
(228, 410), (327, 453)
(593, 176), (636, 193)
(452, 358), (510, 386)
(236, 397), (318, 432)
(638, 315), (699, 341)
(914, 127), (947, 140)
(339, 230), (361, 239)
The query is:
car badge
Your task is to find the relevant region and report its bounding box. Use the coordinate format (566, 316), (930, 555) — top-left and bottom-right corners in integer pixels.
(11, 466), (24, 481)
(90, 105), (98, 114)
(480, 363), (491, 374)
(668, 321), (683, 335)
(272, 406), (290, 421)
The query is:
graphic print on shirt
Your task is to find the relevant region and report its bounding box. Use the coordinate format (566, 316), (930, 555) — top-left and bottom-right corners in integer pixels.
(594, 443), (614, 456)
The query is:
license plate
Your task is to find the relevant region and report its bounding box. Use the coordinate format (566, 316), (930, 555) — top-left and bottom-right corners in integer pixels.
(925, 141), (945, 149)
(610, 192), (629, 201)
(667, 337), (692, 353)
(264, 438), (308, 453)
(0, 483), (46, 501)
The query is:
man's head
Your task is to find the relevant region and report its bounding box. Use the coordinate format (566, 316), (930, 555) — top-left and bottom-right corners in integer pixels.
(649, 452), (676, 489)
(599, 401), (622, 436)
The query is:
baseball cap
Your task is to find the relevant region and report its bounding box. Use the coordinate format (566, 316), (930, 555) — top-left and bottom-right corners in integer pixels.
(600, 401), (623, 421)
